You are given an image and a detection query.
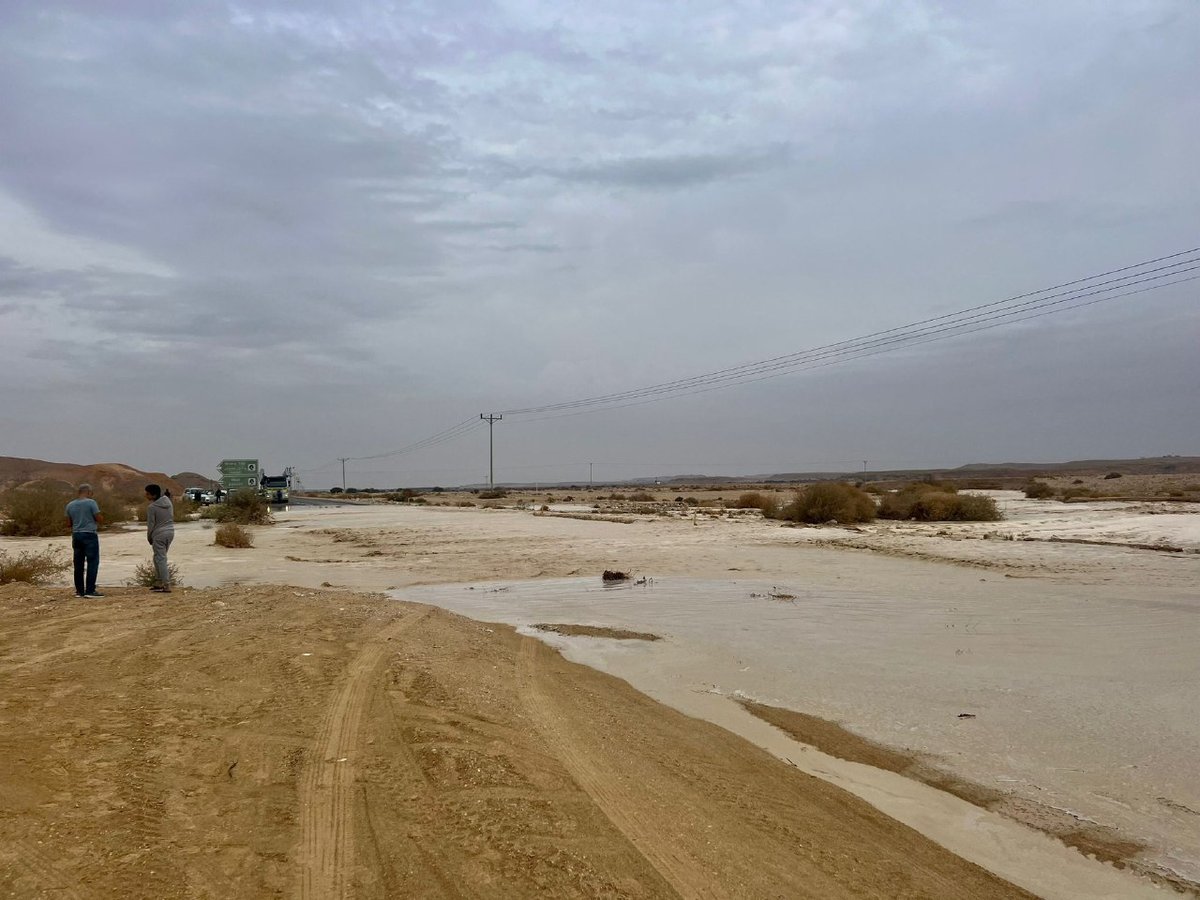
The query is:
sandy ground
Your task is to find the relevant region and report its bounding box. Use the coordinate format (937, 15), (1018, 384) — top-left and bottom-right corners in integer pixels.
(0, 583), (1034, 899)
(2, 496), (1198, 897)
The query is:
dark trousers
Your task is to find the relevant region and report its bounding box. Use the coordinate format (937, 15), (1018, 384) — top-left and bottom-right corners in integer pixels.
(72, 532), (99, 595)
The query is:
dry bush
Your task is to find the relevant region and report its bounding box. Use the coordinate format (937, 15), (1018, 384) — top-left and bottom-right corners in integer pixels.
(879, 485), (1001, 522)
(127, 560), (183, 588)
(1104, 471), (1123, 480)
(93, 488), (135, 527)
(1023, 481), (1055, 499)
(627, 491), (656, 502)
(214, 523), (253, 548)
(477, 489), (507, 500)
(733, 491), (779, 515)
(779, 483), (876, 524)
(202, 489), (272, 525)
(1, 484), (72, 536)
(384, 489), (423, 502)
(0, 547), (68, 585)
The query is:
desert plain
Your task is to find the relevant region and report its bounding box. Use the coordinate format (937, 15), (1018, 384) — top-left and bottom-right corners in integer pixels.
(1, 487), (1197, 899)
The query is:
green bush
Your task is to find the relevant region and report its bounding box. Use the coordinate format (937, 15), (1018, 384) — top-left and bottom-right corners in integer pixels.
(879, 484), (1001, 521)
(0, 547), (68, 584)
(202, 489), (272, 525)
(779, 483), (876, 524)
(1023, 481), (1055, 499)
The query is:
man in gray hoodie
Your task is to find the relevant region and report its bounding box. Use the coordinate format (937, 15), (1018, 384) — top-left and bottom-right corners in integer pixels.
(145, 484), (175, 592)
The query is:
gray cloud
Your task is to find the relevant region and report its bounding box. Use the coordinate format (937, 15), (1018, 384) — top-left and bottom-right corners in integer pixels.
(1, 1), (1197, 482)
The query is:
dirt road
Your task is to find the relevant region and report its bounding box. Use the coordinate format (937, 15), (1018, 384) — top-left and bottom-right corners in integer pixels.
(0, 583), (1032, 899)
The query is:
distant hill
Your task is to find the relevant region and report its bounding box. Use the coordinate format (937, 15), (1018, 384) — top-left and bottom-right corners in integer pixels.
(172, 472), (218, 489)
(488, 456), (1200, 489)
(751, 456), (1200, 484)
(0, 456), (183, 496)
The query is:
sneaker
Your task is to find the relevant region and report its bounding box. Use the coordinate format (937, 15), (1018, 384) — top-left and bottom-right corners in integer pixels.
(75, 593), (85, 598)
(84, 592), (105, 598)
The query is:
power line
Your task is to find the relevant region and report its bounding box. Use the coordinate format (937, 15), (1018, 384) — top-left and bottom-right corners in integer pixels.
(294, 246), (1196, 478)
(500, 253), (1198, 420)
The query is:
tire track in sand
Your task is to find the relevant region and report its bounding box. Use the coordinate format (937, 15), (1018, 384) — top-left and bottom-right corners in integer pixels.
(516, 636), (707, 900)
(296, 610), (426, 900)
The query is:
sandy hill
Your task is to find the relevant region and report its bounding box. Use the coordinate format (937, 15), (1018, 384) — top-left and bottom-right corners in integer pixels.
(0, 456), (182, 496)
(172, 472), (217, 489)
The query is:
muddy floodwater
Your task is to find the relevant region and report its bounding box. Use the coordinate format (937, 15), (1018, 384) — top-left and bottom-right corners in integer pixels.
(402, 574), (1200, 892)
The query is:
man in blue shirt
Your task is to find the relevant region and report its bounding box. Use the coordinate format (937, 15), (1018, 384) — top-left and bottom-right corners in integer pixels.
(64, 484), (104, 598)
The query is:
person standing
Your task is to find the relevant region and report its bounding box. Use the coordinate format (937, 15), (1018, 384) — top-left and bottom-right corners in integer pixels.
(64, 484), (104, 598)
(145, 484), (175, 593)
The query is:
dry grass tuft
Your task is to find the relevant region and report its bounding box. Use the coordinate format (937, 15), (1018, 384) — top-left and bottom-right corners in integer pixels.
(127, 560), (184, 588)
(214, 523), (253, 548)
(0, 547), (69, 584)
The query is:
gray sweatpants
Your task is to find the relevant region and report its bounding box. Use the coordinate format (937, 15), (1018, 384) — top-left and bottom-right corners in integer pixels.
(152, 530), (174, 586)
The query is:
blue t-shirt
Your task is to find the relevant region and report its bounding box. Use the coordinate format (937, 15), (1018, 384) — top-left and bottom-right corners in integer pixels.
(65, 498), (101, 533)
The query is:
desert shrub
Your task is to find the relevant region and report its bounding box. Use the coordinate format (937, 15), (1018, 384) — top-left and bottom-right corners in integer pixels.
(1103, 472), (1123, 480)
(1061, 487), (1098, 501)
(1, 484), (72, 536)
(627, 491), (655, 502)
(1023, 481), (1055, 499)
(477, 489), (507, 500)
(90, 488), (136, 527)
(733, 492), (779, 515)
(202, 489), (272, 525)
(861, 483), (885, 494)
(780, 483), (876, 524)
(0, 547), (68, 584)
(127, 560), (183, 587)
(879, 485), (1000, 521)
(214, 523), (253, 548)
(949, 494), (1003, 521)
(384, 489), (423, 502)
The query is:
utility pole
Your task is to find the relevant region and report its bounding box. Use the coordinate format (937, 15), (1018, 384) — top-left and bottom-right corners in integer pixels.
(480, 414), (502, 487)
(589, 462), (593, 487)
(339, 457), (348, 491)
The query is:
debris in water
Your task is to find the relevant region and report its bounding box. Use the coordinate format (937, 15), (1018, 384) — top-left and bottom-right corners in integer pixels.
(602, 570), (630, 582)
(957, 713), (977, 719)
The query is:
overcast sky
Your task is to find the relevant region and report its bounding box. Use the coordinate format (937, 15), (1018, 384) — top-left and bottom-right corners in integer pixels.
(2, 1), (1197, 487)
